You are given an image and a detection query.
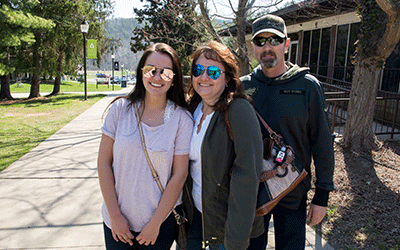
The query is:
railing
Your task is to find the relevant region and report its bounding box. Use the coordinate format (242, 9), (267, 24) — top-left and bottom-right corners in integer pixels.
(310, 66), (400, 93)
(321, 82), (400, 139)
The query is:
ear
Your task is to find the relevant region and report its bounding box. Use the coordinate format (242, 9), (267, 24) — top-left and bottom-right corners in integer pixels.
(285, 38), (291, 53)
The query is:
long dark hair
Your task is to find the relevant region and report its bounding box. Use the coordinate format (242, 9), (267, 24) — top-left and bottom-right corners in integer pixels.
(187, 40), (249, 113)
(105, 43), (187, 114)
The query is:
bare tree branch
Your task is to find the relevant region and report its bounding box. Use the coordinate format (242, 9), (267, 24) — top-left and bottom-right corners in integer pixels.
(198, 0), (224, 43)
(376, 0), (400, 16)
(375, 0), (400, 59)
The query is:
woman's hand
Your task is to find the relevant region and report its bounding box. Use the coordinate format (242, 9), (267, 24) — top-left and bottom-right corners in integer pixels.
(136, 220), (161, 246)
(110, 213), (135, 246)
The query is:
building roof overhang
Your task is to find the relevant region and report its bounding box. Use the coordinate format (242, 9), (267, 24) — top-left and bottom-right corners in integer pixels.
(218, 0), (358, 37)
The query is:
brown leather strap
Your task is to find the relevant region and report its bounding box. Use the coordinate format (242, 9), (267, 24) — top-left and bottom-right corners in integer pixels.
(280, 145), (295, 170)
(224, 111), (234, 141)
(260, 169), (279, 182)
(225, 110), (281, 143)
(225, 109), (296, 178)
(255, 112), (275, 137)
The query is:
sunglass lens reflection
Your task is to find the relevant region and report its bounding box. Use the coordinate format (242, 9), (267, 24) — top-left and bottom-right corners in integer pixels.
(142, 66), (155, 77)
(253, 36), (284, 47)
(193, 64), (204, 77)
(160, 69), (174, 80)
(207, 66), (221, 80)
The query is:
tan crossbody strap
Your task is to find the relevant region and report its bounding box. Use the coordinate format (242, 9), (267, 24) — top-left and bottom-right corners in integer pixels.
(133, 102), (180, 218)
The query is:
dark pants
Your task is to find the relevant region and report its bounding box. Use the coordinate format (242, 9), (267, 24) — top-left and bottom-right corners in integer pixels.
(178, 208), (266, 250)
(103, 207), (179, 250)
(263, 198), (307, 250)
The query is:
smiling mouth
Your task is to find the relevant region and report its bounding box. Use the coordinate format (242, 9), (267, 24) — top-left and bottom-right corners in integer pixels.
(150, 82), (163, 88)
(199, 83), (212, 87)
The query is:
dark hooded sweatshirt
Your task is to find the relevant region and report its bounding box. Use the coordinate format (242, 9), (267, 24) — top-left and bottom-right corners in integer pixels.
(240, 62), (335, 209)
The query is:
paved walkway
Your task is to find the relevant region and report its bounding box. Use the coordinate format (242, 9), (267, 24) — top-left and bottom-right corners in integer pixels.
(0, 88), (334, 250)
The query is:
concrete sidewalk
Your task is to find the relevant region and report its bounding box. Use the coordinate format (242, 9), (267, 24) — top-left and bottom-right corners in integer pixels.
(0, 88), (334, 250)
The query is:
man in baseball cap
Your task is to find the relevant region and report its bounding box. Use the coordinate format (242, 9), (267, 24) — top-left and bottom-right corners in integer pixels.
(241, 14), (335, 250)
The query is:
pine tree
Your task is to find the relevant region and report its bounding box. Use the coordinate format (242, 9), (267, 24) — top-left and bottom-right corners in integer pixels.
(0, 1), (54, 100)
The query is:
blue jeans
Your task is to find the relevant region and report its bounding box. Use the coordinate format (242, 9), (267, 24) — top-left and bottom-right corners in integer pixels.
(177, 208), (266, 250)
(263, 202), (307, 250)
(103, 207), (179, 250)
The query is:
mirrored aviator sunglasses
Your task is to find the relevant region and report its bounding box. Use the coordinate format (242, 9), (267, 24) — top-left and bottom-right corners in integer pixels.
(142, 65), (174, 81)
(192, 64), (224, 80)
(252, 36), (285, 47)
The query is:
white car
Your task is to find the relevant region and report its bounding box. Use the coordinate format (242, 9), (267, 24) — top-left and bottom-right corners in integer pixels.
(127, 78), (136, 85)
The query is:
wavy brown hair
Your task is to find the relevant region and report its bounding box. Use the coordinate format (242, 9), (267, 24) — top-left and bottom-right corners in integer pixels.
(187, 40), (249, 113)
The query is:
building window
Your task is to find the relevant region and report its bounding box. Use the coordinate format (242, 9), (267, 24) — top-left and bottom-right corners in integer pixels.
(319, 27), (331, 78)
(310, 29), (321, 74)
(301, 30), (311, 66)
(333, 24), (349, 85)
(287, 33), (299, 64)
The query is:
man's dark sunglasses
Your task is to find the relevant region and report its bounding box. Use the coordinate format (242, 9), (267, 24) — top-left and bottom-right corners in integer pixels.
(252, 36), (285, 47)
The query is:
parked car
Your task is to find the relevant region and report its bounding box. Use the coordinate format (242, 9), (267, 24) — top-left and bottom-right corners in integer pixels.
(127, 78), (136, 85)
(96, 73), (108, 78)
(110, 76), (120, 84)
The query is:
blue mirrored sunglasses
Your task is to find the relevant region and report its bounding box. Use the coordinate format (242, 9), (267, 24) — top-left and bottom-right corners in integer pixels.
(192, 64), (225, 80)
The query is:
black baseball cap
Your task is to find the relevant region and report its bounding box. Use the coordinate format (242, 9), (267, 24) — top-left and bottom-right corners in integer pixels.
(252, 14), (287, 39)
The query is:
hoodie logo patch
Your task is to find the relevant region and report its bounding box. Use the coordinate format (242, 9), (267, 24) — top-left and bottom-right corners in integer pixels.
(280, 89), (305, 95)
(246, 87), (259, 97)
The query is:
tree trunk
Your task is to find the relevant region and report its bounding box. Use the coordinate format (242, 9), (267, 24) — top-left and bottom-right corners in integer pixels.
(0, 48), (13, 101)
(342, 0), (400, 152)
(0, 74), (13, 101)
(236, 0), (250, 76)
(29, 73), (41, 99)
(343, 58), (382, 151)
(48, 50), (63, 96)
(28, 32), (42, 99)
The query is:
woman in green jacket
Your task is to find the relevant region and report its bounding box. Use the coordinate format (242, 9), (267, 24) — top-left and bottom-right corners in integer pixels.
(181, 41), (265, 250)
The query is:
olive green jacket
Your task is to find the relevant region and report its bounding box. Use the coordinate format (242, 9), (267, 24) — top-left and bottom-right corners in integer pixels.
(184, 98), (264, 250)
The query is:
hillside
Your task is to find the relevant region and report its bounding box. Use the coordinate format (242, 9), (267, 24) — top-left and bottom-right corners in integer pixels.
(89, 18), (143, 73)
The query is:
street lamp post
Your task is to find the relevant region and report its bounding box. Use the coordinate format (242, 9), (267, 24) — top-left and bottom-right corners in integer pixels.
(121, 64), (124, 88)
(111, 54), (115, 91)
(80, 19), (89, 100)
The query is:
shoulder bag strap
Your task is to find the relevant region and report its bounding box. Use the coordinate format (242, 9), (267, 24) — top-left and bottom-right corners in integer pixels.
(133, 102), (181, 218)
(224, 109), (281, 142)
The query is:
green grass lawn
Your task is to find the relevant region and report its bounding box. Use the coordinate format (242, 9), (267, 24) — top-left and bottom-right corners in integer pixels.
(10, 80), (122, 93)
(0, 94), (105, 171)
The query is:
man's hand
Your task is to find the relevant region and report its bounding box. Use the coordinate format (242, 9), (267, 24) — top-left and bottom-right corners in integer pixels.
(307, 204), (327, 226)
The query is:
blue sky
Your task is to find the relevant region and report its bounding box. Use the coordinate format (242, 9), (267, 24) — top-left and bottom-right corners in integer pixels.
(112, 0), (243, 19)
(112, 0), (292, 19)
(112, 0), (144, 19)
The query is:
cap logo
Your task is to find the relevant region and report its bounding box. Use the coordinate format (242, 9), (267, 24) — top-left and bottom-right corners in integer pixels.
(254, 19), (283, 32)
